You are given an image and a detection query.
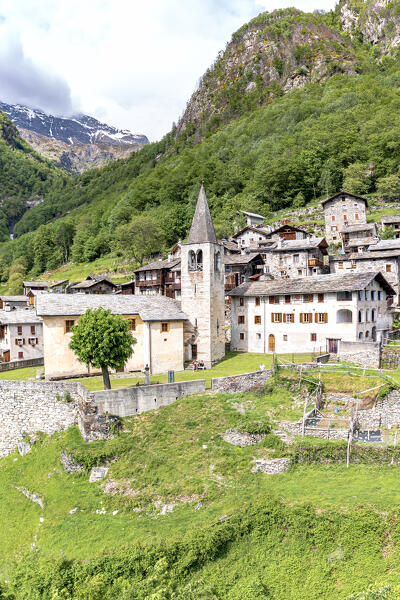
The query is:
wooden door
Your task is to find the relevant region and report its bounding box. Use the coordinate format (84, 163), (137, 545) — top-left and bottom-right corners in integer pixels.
(191, 344), (197, 360)
(327, 339), (338, 353)
(268, 334), (275, 352)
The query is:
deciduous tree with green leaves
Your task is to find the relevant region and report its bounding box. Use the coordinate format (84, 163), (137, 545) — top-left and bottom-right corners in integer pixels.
(69, 308), (135, 389)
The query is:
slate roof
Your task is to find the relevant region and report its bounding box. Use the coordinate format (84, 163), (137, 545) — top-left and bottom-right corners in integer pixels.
(382, 216), (400, 224)
(0, 296), (28, 303)
(232, 226), (271, 239)
(71, 278), (117, 289)
(330, 250), (400, 261)
(240, 210), (266, 220)
(262, 237), (328, 254)
(23, 281), (50, 289)
(228, 272), (395, 297)
(222, 240), (240, 253)
(36, 293), (187, 321)
(369, 239), (400, 251)
(119, 281), (135, 288)
(341, 223), (376, 233)
(50, 279), (69, 288)
(135, 258), (180, 273)
(224, 252), (263, 266)
(321, 191), (368, 207)
(187, 185), (218, 244)
(0, 309), (42, 325)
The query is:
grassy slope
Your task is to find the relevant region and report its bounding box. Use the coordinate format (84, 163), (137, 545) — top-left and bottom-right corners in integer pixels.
(2, 383), (400, 597)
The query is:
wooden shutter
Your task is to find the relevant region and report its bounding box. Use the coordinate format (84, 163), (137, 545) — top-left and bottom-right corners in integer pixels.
(278, 313), (282, 323)
(269, 296), (274, 304)
(15, 339), (18, 345)
(271, 313), (274, 322)
(283, 314), (286, 323)
(324, 313), (328, 323)
(23, 338), (25, 345)
(300, 313), (303, 323)
(36, 338), (38, 344)
(314, 313), (318, 323)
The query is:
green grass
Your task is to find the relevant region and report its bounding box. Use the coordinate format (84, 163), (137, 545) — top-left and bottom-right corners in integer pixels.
(0, 366), (42, 380)
(69, 352), (313, 391)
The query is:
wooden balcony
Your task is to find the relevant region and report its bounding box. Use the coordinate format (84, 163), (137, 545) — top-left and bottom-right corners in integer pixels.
(136, 279), (161, 287)
(308, 258), (323, 268)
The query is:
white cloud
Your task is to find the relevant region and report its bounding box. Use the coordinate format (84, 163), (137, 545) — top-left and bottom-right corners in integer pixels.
(0, 0), (338, 140)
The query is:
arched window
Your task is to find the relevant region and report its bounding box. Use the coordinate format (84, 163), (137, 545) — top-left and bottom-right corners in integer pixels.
(196, 250), (203, 270)
(371, 309), (376, 322)
(365, 330), (369, 338)
(358, 310), (363, 323)
(359, 331), (364, 340)
(214, 251), (221, 272)
(188, 250), (196, 270)
(371, 326), (377, 341)
(336, 309), (353, 324)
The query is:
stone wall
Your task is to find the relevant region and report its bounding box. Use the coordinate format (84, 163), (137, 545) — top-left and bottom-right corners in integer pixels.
(338, 340), (381, 368)
(283, 420), (349, 440)
(381, 346), (400, 369)
(0, 357), (44, 372)
(0, 380), (79, 458)
(358, 390), (400, 429)
(211, 369), (273, 393)
(92, 379), (206, 417)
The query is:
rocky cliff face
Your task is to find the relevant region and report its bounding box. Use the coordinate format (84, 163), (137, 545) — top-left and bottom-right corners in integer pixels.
(339, 0), (400, 52)
(177, 8), (358, 139)
(19, 128), (144, 175)
(0, 102), (149, 174)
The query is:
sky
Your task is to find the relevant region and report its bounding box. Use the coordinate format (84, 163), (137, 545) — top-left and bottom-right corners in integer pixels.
(0, 0), (336, 141)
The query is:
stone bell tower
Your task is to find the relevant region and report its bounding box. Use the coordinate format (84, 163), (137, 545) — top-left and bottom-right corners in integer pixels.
(181, 185), (225, 368)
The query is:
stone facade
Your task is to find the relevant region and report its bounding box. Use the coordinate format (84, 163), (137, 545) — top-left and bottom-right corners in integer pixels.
(358, 390), (400, 430)
(211, 369), (273, 393)
(322, 192), (367, 244)
(262, 239), (328, 278)
(337, 340), (381, 368)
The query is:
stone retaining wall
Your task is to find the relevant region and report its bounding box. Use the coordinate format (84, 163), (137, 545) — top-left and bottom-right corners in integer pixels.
(282, 420), (349, 440)
(337, 341), (381, 369)
(358, 390), (400, 429)
(211, 370), (273, 393)
(0, 357), (44, 372)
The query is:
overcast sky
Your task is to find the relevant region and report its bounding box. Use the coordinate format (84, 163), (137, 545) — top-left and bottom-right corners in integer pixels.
(0, 0), (336, 141)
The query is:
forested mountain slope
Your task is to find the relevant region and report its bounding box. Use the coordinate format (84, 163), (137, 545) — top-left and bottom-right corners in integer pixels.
(2, 0), (400, 284)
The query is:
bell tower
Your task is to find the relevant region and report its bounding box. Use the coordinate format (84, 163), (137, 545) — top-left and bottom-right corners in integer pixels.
(181, 185), (225, 368)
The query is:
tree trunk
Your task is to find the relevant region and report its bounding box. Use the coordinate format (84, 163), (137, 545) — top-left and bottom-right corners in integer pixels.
(101, 365), (111, 390)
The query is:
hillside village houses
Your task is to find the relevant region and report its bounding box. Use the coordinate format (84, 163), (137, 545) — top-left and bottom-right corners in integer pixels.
(3, 185), (400, 376)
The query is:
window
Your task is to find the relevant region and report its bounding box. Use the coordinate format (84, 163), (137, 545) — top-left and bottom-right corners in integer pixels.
(337, 309), (352, 323)
(359, 331), (364, 340)
(365, 330), (369, 338)
(386, 264), (392, 272)
(316, 313), (328, 323)
(65, 320), (75, 333)
(310, 333), (317, 342)
(256, 333), (261, 340)
(283, 335), (288, 341)
(355, 213), (359, 220)
(331, 215), (335, 221)
(30, 325), (36, 335)
(293, 254), (299, 264)
(130, 319), (136, 331)
(239, 333), (245, 340)
(365, 309), (370, 322)
(365, 290), (370, 301)
(358, 291), (363, 300)
(269, 296), (279, 304)
(303, 294), (313, 303)
(318, 294), (324, 303)
(28, 337), (38, 345)
(18, 352), (23, 359)
(297, 269), (303, 276)
(371, 309), (376, 322)
(161, 323), (169, 333)
(238, 315), (245, 324)
(271, 313), (282, 323)
(331, 226), (337, 231)
(378, 291), (382, 301)
(17, 326), (22, 335)
(15, 338), (24, 346)
(293, 294), (302, 304)
(337, 291), (352, 301)
(254, 315), (262, 324)
(343, 215), (347, 221)
(239, 297), (244, 307)
(214, 251), (221, 272)
(255, 297), (260, 306)
(358, 310), (363, 323)
(339, 262), (343, 269)
(300, 313), (313, 323)
(371, 290), (376, 301)
(283, 314), (294, 323)
(285, 295), (291, 304)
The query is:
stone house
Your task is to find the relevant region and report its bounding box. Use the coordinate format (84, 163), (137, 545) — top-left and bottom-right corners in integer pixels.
(232, 225), (272, 249)
(240, 210), (266, 227)
(260, 238), (329, 278)
(36, 294), (187, 379)
(0, 296), (29, 310)
(341, 222), (379, 253)
(381, 215), (400, 238)
(224, 252), (264, 292)
(134, 258), (181, 298)
(68, 276), (117, 295)
(330, 250), (400, 305)
(229, 272), (394, 355)
(0, 308), (43, 363)
(50, 280), (69, 293)
(322, 191), (368, 244)
(267, 224), (310, 241)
